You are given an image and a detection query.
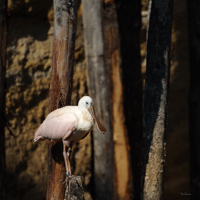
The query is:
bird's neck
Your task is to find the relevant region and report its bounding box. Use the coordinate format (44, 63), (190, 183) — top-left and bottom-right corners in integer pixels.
(79, 107), (94, 124)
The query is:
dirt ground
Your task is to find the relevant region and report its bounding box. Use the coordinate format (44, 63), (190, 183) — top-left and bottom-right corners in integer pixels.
(5, 0), (191, 199)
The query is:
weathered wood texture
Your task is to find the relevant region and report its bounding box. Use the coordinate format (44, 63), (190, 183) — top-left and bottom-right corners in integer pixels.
(82, 1), (114, 199)
(142, 0), (173, 199)
(47, 0), (77, 199)
(102, 1), (133, 199)
(187, 1), (200, 198)
(115, 0), (142, 199)
(0, 1), (7, 200)
(64, 176), (84, 200)
(83, 0), (136, 199)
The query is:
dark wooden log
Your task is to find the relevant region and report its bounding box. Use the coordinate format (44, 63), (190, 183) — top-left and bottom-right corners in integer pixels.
(187, 1), (200, 198)
(102, 1), (134, 199)
(141, 0), (173, 199)
(0, 0), (7, 199)
(46, 0), (77, 199)
(114, 0), (142, 199)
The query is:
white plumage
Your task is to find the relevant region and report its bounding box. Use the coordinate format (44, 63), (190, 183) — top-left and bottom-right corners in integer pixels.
(34, 96), (106, 175)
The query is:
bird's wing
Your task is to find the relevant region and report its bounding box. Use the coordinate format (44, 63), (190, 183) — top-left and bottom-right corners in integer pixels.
(34, 110), (77, 142)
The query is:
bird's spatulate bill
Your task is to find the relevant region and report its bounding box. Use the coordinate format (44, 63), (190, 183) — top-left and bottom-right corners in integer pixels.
(88, 105), (106, 133)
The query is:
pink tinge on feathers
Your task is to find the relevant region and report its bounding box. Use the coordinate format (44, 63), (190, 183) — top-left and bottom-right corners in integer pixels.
(34, 113), (76, 142)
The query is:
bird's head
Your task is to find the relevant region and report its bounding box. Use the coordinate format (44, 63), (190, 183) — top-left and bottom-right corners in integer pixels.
(78, 96), (106, 134)
(78, 96), (93, 109)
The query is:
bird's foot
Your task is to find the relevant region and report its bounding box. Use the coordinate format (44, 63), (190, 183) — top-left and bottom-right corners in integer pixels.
(66, 171), (71, 176)
(61, 173), (72, 184)
(66, 172), (72, 179)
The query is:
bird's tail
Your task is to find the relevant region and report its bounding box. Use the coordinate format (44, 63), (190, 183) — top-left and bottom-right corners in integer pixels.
(34, 135), (45, 142)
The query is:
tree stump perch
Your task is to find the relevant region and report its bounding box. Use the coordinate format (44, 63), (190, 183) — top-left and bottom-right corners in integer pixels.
(64, 176), (85, 200)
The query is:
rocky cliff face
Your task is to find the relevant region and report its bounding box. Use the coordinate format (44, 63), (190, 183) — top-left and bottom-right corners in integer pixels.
(5, 1), (92, 200)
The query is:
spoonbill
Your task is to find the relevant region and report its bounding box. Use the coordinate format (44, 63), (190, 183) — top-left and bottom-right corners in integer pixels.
(34, 96), (106, 176)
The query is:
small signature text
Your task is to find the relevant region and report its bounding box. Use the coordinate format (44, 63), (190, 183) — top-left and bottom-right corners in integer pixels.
(180, 192), (192, 196)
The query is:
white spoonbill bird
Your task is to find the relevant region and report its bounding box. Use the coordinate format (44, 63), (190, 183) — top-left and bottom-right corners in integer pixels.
(34, 96), (106, 176)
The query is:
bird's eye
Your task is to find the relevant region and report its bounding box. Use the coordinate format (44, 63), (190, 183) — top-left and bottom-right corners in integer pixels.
(86, 102), (88, 105)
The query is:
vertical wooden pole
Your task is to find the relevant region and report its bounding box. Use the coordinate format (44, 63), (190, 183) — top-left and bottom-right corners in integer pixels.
(187, 1), (200, 198)
(114, 0), (143, 199)
(83, 0), (135, 199)
(0, 1), (7, 200)
(142, 0), (173, 199)
(102, 1), (133, 199)
(82, 0), (114, 199)
(46, 0), (77, 199)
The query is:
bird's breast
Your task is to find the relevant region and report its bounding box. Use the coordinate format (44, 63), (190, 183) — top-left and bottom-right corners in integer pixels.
(67, 111), (94, 141)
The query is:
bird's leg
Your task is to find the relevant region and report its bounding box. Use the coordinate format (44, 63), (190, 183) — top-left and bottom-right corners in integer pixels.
(62, 140), (70, 176)
(62, 140), (73, 177)
(66, 147), (72, 176)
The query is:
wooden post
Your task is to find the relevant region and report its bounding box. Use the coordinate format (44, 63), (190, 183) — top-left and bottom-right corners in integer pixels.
(102, 1), (134, 199)
(187, 1), (200, 198)
(83, 0), (136, 199)
(82, 0), (114, 199)
(46, 0), (78, 199)
(114, 0), (143, 199)
(141, 0), (173, 199)
(0, 1), (7, 200)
